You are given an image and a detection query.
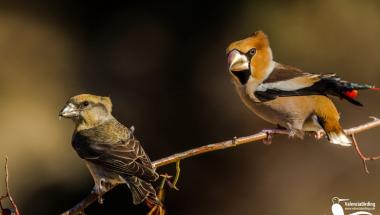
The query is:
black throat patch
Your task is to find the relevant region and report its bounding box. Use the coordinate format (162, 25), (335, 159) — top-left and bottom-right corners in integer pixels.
(232, 70), (251, 85)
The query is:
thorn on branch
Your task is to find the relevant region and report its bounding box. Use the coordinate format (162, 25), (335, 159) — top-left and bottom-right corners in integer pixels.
(232, 136), (238, 145)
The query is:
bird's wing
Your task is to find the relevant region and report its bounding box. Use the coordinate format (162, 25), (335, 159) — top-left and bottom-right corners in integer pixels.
(101, 138), (158, 181)
(90, 139), (158, 182)
(73, 130), (159, 182)
(254, 63), (375, 106)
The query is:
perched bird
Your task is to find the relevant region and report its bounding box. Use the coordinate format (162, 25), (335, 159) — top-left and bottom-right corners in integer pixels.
(331, 197), (349, 215)
(226, 31), (378, 146)
(59, 94), (162, 208)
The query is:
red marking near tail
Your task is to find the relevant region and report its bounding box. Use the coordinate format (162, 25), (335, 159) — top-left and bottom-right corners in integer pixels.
(370, 87), (380, 91)
(344, 90), (358, 98)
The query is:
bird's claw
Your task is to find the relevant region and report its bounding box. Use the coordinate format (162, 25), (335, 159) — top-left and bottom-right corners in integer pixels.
(288, 130), (296, 138)
(97, 196), (104, 204)
(91, 179), (108, 204)
(91, 188), (105, 204)
(262, 129), (290, 144)
(314, 130), (324, 140)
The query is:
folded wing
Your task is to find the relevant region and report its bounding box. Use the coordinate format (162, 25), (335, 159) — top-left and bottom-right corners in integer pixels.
(255, 63), (375, 106)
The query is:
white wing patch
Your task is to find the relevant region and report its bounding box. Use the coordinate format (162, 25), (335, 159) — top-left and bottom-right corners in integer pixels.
(256, 74), (320, 92)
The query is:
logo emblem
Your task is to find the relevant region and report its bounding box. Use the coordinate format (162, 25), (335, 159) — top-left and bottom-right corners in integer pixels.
(331, 197), (375, 215)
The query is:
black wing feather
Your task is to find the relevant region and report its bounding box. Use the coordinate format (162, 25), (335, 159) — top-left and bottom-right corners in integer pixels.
(72, 125), (159, 182)
(256, 64), (374, 106)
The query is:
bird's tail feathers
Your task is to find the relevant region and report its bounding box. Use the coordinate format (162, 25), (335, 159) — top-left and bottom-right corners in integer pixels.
(321, 75), (377, 106)
(127, 176), (161, 206)
(147, 203), (166, 215)
(314, 108), (352, 147)
(326, 130), (352, 147)
(145, 180), (166, 215)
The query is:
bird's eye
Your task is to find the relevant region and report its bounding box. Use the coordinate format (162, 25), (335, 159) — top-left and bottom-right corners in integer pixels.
(248, 48), (256, 56)
(81, 101), (89, 108)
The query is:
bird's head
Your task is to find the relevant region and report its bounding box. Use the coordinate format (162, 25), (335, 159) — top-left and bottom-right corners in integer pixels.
(226, 30), (273, 85)
(59, 94), (113, 130)
(332, 197), (349, 204)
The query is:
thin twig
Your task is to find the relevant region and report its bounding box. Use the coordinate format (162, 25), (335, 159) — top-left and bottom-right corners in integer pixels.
(60, 186), (117, 215)
(0, 157), (20, 215)
(61, 117), (380, 215)
(0, 194), (4, 210)
(5, 157), (20, 215)
(153, 117), (380, 168)
(172, 161), (181, 190)
(351, 134), (380, 174)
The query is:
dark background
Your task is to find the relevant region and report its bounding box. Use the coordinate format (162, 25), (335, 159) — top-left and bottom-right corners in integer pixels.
(0, 1), (380, 214)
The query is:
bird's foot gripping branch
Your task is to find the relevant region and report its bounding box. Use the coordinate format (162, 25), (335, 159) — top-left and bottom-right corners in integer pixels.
(61, 116), (380, 215)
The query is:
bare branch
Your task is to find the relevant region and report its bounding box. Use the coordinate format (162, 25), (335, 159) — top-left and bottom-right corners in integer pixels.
(351, 134), (380, 174)
(153, 117), (380, 168)
(61, 192), (104, 215)
(61, 117), (380, 215)
(0, 157), (20, 215)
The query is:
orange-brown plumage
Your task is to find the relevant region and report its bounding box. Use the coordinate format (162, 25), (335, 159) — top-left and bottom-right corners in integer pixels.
(226, 31), (272, 81)
(225, 31), (378, 146)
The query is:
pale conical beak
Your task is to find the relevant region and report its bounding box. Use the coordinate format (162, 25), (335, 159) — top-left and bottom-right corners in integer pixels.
(227, 50), (249, 72)
(339, 199), (350, 202)
(59, 103), (79, 118)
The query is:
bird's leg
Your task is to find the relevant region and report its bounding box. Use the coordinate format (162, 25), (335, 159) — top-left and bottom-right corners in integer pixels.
(288, 130), (296, 138)
(91, 178), (108, 204)
(287, 123), (306, 138)
(91, 186), (104, 205)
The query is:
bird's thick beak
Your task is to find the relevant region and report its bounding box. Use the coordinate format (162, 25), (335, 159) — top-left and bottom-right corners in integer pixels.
(59, 103), (79, 119)
(227, 50), (249, 72)
(339, 199), (350, 202)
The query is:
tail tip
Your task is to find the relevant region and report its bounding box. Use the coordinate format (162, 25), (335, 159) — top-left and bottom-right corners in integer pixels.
(328, 132), (352, 147)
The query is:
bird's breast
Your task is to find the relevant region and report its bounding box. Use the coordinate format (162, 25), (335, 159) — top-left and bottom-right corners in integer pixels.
(235, 86), (318, 126)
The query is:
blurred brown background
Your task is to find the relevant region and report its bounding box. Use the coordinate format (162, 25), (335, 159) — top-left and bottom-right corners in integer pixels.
(0, 0), (379, 214)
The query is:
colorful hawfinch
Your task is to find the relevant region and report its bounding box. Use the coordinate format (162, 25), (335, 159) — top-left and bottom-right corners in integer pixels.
(59, 94), (162, 207)
(226, 31), (378, 146)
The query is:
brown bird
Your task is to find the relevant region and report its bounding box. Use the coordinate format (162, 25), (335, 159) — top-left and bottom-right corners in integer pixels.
(59, 94), (162, 208)
(226, 31), (378, 146)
